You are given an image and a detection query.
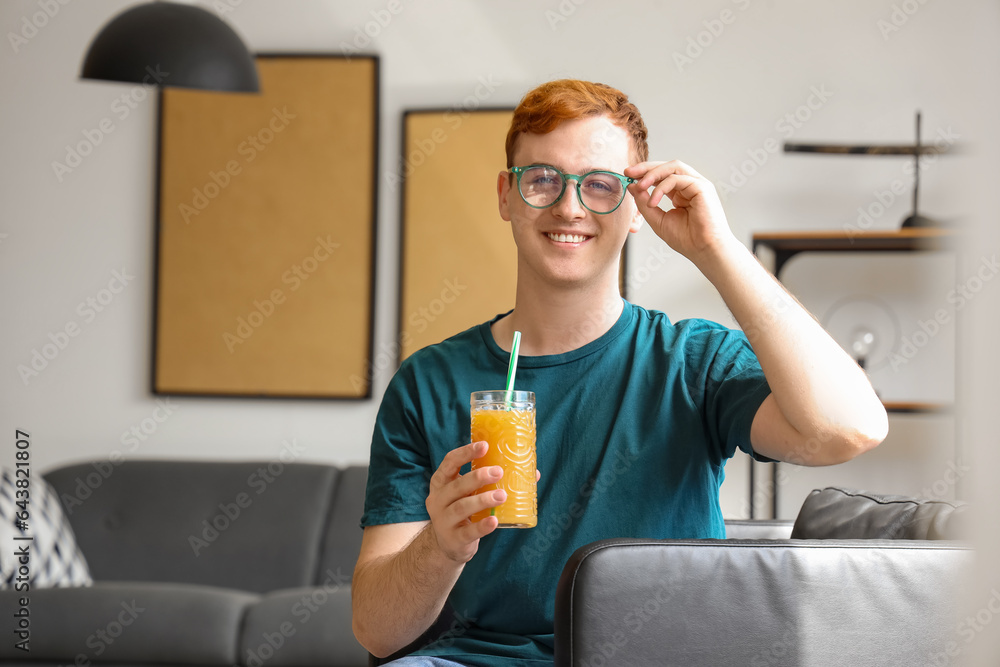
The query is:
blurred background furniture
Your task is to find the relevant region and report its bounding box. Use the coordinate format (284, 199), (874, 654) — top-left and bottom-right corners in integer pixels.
(0, 459), (370, 667)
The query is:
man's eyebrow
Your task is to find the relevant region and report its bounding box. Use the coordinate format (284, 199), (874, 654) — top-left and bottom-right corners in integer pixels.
(524, 162), (617, 174)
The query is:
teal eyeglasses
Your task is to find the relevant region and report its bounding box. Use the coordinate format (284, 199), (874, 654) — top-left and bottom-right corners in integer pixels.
(510, 165), (636, 214)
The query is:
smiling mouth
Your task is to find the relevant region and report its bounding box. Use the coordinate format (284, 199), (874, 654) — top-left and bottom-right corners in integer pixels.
(546, 232), (589, 243)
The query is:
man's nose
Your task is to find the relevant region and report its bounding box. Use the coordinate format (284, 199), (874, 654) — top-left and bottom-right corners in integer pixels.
(552, 179), (586, 219)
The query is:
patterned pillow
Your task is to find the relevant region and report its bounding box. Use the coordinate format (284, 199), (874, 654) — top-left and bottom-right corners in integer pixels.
(0, 466), (92, 588)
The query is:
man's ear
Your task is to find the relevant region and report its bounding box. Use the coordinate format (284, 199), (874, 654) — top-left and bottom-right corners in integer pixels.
(497, 171), (513, 222)
(628, 199), (645, 234)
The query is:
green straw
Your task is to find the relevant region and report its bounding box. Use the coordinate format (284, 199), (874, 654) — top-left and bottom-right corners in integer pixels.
(504, 330), (521, 408)
(495, 330), (522, 517)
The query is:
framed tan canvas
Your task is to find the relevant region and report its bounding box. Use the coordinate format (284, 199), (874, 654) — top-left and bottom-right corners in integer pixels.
(153, 54), (378, 399)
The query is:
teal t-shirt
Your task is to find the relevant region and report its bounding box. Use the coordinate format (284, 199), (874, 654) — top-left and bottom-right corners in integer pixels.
(361, 300), (772, 666)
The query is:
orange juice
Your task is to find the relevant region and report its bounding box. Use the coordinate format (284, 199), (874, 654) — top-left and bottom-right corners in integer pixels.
(469, 391), (536, 528)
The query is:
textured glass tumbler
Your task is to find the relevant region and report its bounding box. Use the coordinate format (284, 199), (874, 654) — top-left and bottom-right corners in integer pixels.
(469, 390), (537, 528)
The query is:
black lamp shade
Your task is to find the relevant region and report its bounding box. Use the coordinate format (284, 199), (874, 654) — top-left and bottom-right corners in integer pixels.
(81, 2), (259, 93)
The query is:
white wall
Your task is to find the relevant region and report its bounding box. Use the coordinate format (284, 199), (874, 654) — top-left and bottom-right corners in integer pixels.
(964, 60), (1000, 665)
(1, 0), (994, 520)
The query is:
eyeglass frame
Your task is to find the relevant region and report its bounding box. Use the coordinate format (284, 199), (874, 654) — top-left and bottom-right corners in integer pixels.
(509, 165), (637, 215)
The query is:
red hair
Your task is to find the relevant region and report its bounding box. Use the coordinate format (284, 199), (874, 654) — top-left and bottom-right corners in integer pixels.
(505, 79), (649, 168)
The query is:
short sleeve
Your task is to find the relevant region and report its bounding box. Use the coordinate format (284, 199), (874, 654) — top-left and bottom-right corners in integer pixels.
(359, 362), (435, 528)
(687, 325), (773, 463)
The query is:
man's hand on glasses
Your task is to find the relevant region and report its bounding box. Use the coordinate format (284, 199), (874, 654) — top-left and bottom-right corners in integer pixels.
(625, 160), (737, 265)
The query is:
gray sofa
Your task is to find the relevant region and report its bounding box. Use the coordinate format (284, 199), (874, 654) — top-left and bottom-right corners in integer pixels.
(0, 459), (970, 667)
(0, 459), (371, 667)
(554, 487), (971, 666)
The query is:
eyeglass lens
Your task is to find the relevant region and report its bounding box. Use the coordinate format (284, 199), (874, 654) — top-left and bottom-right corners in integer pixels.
(518, 166), (626, 213)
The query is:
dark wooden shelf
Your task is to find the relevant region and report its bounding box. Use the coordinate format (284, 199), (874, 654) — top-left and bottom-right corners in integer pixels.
(783, 142), (951, 156)
(752, 228), (957, 277)
(883, 401), (949, 414)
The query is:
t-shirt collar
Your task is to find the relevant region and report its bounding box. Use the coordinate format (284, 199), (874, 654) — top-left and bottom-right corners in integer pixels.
(478, 298), (635, 368)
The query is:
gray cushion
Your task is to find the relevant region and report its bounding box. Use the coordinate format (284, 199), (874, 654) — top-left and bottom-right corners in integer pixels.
(0, 581), (256, 663)
(317, 464), (367, 580)
(791, 486), (968, 540)
(45, 460), (343, 593)
(241, 586), (369, 667)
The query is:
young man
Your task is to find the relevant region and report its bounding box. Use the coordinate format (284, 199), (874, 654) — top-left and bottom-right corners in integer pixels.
(353, 80), (887, 666)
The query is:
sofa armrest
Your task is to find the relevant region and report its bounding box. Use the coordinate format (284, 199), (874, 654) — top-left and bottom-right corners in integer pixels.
(555, 538), (971, 667)
(0, 581), (256, 664)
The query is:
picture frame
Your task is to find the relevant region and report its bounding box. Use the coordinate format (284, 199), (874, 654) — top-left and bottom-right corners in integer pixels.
(153, 54), (379, 399)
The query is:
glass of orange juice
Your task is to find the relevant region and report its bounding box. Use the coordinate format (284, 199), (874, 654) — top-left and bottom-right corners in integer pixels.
(469, 390), (536, 528)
